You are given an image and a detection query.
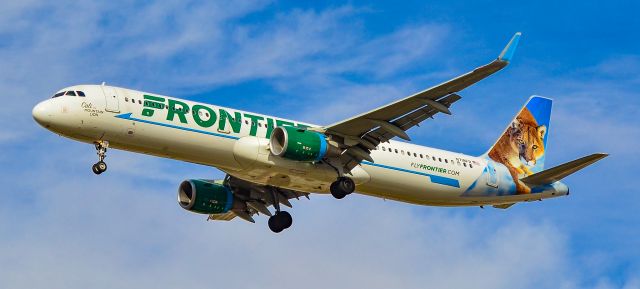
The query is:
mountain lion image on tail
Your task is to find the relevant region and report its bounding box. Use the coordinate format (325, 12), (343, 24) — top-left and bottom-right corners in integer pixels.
(487, 96), (552, 194)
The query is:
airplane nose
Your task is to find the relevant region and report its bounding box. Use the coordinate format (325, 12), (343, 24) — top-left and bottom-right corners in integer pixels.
(32, 100), (53, 127)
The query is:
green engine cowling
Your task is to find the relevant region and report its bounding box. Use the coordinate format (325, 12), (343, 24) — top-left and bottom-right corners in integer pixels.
(269, 126), (331, 162)
(177, 179), (233, 214)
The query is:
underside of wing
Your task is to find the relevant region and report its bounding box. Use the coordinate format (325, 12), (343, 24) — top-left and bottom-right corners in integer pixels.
(206, 175), (311, 223)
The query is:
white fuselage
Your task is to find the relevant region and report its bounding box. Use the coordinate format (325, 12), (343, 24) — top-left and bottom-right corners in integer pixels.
(33, 85), (568, 207)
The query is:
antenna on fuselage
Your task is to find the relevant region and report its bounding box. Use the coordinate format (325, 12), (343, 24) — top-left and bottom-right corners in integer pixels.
(101, 82), (106, 86)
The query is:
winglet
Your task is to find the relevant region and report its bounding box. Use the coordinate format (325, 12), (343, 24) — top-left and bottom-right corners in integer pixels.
(498, 32), (522, 62)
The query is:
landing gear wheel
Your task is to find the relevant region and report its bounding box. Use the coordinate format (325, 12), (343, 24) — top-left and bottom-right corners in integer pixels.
(330, 177), (355, 199)
(279, 211), (293, 229)
(268, 211), (293, 233)
(96, 161), (107, 172)
(330, 182), (347, 199)
(92, 141), (109, 175)
(92, 164), (102, 175)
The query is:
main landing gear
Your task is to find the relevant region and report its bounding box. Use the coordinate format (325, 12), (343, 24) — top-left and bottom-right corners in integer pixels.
(267, 187), (293, 233)
(330, 177), (355, 199)
(92, 141), (109, 175)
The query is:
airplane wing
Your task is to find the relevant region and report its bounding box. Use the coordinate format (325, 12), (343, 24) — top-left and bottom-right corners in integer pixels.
(322, 32), (522, 172)
(207, 175), (310, 223)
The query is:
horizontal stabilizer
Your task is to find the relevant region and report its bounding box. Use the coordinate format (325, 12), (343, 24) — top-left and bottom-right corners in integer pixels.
(520, 153), (608, 186)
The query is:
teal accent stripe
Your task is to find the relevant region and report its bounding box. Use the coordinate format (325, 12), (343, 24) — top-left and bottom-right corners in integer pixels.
(223, 186), (234, 212)
(315, 132), (327, 162)
(361, 161), (460, 188)
(115, 113), (240, 140)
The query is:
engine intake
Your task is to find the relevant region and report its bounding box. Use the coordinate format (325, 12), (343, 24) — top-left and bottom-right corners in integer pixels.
(178, 179), (233, 214)
(269, 126), (337, 162)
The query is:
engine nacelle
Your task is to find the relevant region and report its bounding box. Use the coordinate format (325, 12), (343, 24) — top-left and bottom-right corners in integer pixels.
(178, 179), (233, 214)
(269, 126), (338, 162)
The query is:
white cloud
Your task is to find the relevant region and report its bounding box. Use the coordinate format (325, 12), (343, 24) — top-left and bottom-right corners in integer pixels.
(0, 1), (637, 288)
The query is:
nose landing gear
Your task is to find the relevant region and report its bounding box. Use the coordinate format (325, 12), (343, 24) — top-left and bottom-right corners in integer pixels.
(92, 141), (109, 175)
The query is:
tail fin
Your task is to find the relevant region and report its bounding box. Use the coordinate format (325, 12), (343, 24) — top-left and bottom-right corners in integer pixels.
(486, 96), (553, 176)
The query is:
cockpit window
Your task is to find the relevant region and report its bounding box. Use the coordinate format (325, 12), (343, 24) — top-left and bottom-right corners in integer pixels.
(52, 92), (65, 98)
(65, 91), (77, 96)
(77, 91), (86, 97)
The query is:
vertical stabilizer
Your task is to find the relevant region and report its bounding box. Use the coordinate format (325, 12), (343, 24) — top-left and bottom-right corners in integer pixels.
(486, 96), (552, 181)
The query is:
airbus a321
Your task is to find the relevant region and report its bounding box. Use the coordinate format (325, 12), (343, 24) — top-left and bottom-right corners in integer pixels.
(32, 33), (607, 233)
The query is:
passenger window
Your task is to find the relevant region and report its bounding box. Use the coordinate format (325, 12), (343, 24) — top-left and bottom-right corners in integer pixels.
(413, 153), (417, 157)
(438, 158), (442, 162)
(463, 163), (467, 167)
(445, 159), (448, 163)
(138, 100), (142, 104)
(132, 98), (135, 103)
(65, 91), (77, 96)
(382, 147), (386, 151)
(432, 157), (436, 161)
(52, 92), (65, 98)
(401, 150), (404, 154)
(394, 149), (398, 153)
(470, 164), (473, 168)
(77, 91), (86, 97)
(245, 120), (249, 125)
(125, 97), (129, 102)
(420, 154), (423, 158)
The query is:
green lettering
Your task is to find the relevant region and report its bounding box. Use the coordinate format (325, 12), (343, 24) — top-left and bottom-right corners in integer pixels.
(244, 113), (264, 136)
(218, 109), (242, 133)
(265, 118), (275, 138)
(142, 95), (165, 117)
(167, 99), (189, 124)
(192, 105), (217, 128)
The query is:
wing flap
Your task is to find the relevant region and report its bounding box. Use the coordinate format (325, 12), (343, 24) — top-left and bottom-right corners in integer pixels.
(207, 175), (312, 223)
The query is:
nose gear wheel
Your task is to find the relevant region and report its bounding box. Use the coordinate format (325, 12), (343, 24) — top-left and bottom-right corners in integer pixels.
(92, 141), (109, 175)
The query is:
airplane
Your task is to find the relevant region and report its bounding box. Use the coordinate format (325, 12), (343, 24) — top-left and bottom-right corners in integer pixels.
(32, 33), (607, 233)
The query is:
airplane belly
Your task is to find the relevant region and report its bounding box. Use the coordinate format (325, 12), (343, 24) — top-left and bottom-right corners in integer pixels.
(357, 163), (465, 205)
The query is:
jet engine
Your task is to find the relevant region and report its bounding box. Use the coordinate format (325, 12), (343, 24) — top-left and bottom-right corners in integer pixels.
(178, 179), (234, 214)
(269, 126), (339, 162)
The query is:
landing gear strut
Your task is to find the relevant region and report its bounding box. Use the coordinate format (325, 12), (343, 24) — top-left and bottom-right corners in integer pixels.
(330, 177), (355, 199)
(92, 141), (109, 175)
(267, 187), (293, 233)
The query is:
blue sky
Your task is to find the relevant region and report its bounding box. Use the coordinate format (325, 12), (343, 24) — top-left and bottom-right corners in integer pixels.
(1, 1), (639, 288)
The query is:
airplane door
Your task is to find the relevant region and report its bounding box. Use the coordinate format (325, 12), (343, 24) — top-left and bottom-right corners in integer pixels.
(101, 86), (120, 113)
(486, 161), (498, 188)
